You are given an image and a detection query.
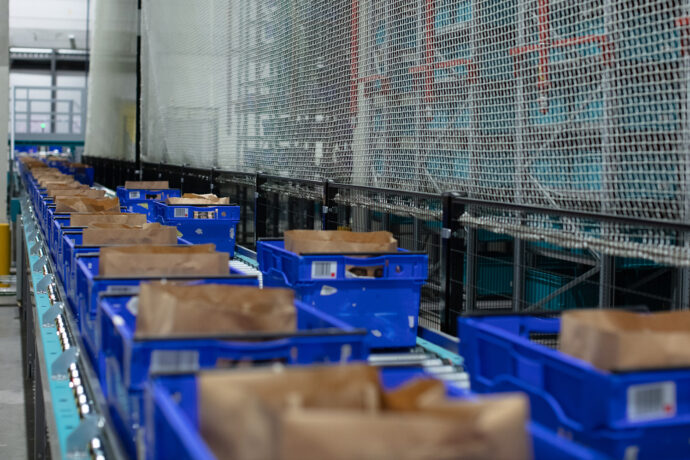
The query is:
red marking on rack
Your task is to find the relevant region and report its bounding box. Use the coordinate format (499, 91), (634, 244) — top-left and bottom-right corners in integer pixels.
(676, 17), (690, 55)
(509, 0), (612, 114)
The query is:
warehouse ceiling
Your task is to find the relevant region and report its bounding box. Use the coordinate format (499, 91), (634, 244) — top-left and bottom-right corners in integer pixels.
(9, 0), (88, 50)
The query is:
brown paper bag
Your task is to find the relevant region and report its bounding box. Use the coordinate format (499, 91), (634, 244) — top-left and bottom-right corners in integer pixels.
(50, 189), (105, 200)
(199, 365), (531, 460)
(284, 230), (398, 254)
(123, 180), (170, 189)
(39, 178), (76, 187)
(560, 309), (690, 371)
(55, 197), (120, 213)
(69, 213), (147, 227)
(135, 283), (296, 338)
(98, 244), (228, 277)
(166, 193), (230, 205)
(81, 223), (178, 246)
(45, 184), (90, 196)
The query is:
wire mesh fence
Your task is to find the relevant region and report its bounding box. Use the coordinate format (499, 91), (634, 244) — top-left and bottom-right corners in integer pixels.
(77, 0), (690, 269)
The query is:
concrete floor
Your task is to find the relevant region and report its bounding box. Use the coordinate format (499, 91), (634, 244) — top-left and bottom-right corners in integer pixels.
(0, 305), (27, 460)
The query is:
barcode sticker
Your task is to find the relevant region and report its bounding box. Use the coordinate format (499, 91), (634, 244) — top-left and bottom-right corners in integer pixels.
(129, 191), (141, 199)
(312, 261), (337, 279)
(150, 350), (200, 374)
(104, 285), (139, 295)
(627, 381), (676, 422)
(174, 207), (189, 218)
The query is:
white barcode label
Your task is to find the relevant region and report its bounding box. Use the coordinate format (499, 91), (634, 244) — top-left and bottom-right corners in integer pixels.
(312, 261), (337, 279)
(129, 191), (141, 199)
(150, 350), (200, 374)
(627, 381), (676, 422)
(104, 285), (139, 295)
(174, 207), (189, 218)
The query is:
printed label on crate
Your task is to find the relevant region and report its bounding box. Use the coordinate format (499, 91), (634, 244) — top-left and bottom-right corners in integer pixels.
(129, 191), (141, 199)
(627, 381), (676, 422)
(312, 261), (337, 279)
(174, 207), (189, 218)
(104, 285), (139, 295)
(150, 350), (200, 374)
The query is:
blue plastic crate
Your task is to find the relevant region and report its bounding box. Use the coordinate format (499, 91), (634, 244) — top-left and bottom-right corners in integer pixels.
(458, 315), (690, 459)
(116, 187), (181, 221)
(530, 423), (609, 460)
(142, 371), (569, 460)
(63, 236), (198, 317)
(70, 165), (95, 186)
(101, 293), (368, 458)
(257, 239), (428, 349)
(151, 201), (240, 256)
(74, 252), (259, 365)
(61, 231), (86, 311)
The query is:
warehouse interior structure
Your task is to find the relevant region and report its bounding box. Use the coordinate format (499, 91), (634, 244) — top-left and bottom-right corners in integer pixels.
(4, 0), (690, 459)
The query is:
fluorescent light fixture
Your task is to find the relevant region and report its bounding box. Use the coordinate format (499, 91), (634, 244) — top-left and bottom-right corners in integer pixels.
(9, 47), (53, 54)
(56, 49), (88, 55)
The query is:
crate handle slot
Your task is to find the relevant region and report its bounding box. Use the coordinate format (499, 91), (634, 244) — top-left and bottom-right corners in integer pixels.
(346, 264), (384, 278)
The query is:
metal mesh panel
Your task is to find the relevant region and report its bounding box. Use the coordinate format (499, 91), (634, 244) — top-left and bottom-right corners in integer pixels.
(85, 0), (138, 160)
(140, 0), (690, 259)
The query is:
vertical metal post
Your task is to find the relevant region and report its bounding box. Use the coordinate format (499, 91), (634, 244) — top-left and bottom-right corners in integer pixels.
(513, 236), (526, 311)
(287, 196), (297, 230)
(513, 0), (528, 313)
(50, 51), (57, 134)
(681, 1), (690, 310)
(68, 100), (74, 134)
(599, 0), (615, 309)
(209, 167), (215, 195)
(305, 198), (315, 230)
(441, 192), (465, 335)
(323, 180), (338, 230)
(255, 173), (268, 241)
(598, 255), (615, 308)
(466, 226), (478, 313)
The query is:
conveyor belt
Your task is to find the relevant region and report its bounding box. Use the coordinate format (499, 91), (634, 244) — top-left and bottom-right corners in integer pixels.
(18, 180), (469, 458)
(19, 194), (126, 459)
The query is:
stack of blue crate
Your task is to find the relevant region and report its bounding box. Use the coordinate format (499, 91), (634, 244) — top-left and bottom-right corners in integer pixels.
(151, 198), (240, 256)
(116, 181), (181, 221)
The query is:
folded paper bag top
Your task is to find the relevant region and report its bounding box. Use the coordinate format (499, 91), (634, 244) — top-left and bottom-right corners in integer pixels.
(199, 365), (531, 460)
(560, 309), (690, 371)
(135, 283), (296, 338)
(166, 193), (230, 205)
(55, 197), (120, 213)
(98, 244), (229, 277)
(284, 230), (398, 254)
(124, 180), (169, 189)
(45, 184), (90, 195)
(50, 189), (105, 200)
(69, 213), (147, 227)
(82, 222), (178, 246)
(39, 178), (77, 187)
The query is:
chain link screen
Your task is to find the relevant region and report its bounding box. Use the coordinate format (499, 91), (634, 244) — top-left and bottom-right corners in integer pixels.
(136, 0), (689, 261)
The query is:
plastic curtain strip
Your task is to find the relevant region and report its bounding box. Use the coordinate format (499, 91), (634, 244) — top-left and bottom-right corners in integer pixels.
(84, 0), (138, 160)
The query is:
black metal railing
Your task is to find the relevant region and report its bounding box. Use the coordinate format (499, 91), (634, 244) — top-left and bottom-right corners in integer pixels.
(83, 156), (690, 335)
